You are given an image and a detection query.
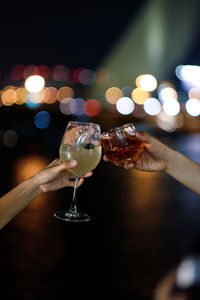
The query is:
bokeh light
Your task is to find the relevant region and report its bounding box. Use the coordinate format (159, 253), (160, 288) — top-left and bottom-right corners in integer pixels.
(70, 98), (85, 115)
(176, 257), (196, 289)
(26, 94), (41, 109)
(34, 111), (51, 129)
(2, 88), (15, 106)
(135, 75), (144, 88)
(23, 65), (39, 79)
(41, 87), (57, 104)
(15, 155), (47, 183)
(11, 64), (26, 80)
(13, 88), (27, 105)
(3, 130), (18, 147)
(116, 97), (135, 115)
(84, 99), (101, 117)
(25, 75), (45, 93)
(185, 98), (200, 116)
(163, 99), (180, 116)
(158, 86), (178, 103)
(131, 87), (150, 104)
(60, 98), (73, 115)
(79, 69), (94, 85)
(175, 65), (200, 87)
(156, 111), (184, 132)
(105, 87), (123, 104)
(28, 92), (42, 103)
(38, 65), (50, 79)
(188, 87), (200, 100)
(57, 86), (74, 102)
(138, 74), (157, 91)
(51, 65), (68, 81)
(0, 91), (3, 107)
(73, 68), (84, 83)
(143, 98), (161, 115)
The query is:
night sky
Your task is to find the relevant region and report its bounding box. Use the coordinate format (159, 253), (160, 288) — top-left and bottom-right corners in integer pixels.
(0, 1), (148, 70)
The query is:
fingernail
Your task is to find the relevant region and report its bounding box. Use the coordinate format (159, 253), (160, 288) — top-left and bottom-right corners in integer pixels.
(69, 160), (77, 167)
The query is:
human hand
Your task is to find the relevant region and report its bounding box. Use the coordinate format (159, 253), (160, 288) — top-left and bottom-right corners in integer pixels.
(33, 158), (93, 193)
(104, 131), (171, 172)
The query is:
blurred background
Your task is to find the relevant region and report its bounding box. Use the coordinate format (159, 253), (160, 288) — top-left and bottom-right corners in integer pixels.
(0, 0), (200, 299)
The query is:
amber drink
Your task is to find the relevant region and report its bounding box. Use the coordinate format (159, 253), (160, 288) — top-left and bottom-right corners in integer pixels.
(101, 123), (143, 167)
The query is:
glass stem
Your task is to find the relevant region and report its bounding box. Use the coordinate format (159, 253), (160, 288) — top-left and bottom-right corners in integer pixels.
(69, 177), (79, 214)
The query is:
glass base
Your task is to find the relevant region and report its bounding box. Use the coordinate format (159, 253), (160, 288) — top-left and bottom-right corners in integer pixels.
(54, 210), (91, 223)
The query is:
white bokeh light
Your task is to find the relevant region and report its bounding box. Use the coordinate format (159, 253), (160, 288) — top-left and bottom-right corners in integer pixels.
(116, 97), (135, 115)
(175, 65), (200, 87)
(139, 74), (157, 91)
(185, 98), (200, 116)
(143, 97), (161, 116)
(176, 257), (196, 288)
(25, 75), (45, 93)
(163, 98), (180, 116)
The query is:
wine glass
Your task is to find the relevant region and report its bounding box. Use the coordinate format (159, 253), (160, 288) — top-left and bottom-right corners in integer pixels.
(54, 121), (102, 222)
(101, 123), (143, 168)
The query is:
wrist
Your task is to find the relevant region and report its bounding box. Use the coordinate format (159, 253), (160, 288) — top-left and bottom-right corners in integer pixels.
(165, 147), (178, 175)
(29, 174), (44, 196)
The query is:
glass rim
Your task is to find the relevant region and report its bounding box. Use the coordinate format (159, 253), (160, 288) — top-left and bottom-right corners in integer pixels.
(68, 121), (100, 128)
(102, 123), (136, 136)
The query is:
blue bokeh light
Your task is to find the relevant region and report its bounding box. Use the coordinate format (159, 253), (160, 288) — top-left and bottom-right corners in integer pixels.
(26, 95), (41, 109)
(69, 98), (85, 115)
(34, 111), (51, 129)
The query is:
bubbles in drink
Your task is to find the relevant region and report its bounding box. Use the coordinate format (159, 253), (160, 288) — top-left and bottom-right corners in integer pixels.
(60, 143), (102, 177)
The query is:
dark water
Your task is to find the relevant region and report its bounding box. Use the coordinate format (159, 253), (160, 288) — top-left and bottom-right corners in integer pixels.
(0, 133), (200, 300)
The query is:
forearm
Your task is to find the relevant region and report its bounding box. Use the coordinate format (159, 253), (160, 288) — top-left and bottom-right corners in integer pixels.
(166, 148), (200, 196)
(0, 176), (42, 229)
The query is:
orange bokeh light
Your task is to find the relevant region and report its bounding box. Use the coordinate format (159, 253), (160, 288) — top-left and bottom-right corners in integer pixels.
(131, 88), (150, 104)
(14, 88), (27, 105)
(41, 87), (57, 104)
(2, 88), (16, 106)
(57, 86), (74, 102)
(105, 87), (123, 104)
